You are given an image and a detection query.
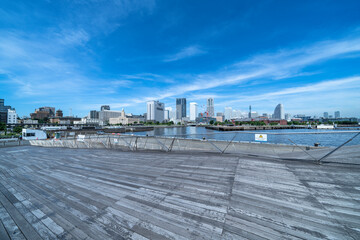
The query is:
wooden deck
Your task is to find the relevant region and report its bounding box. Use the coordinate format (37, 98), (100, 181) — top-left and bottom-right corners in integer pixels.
(0, 146), (359, 239)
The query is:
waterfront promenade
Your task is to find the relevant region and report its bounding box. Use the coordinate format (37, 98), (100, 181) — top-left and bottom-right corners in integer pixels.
(0, 146), (359, 239)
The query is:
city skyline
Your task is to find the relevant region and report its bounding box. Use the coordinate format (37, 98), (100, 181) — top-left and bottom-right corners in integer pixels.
(1, 1), (360, 117)
(1, 96), (356, 120)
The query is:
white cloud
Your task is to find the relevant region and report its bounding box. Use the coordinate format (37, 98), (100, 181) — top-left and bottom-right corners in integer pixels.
(164, 45), (206, 62)
(58, 29), (90, 46)
(150, 36), (360, 102)
(220, 76), (360, 105)
(102, 35), (360, 115)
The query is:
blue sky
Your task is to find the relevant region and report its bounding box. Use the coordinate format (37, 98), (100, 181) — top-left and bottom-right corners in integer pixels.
(1, 0), (360, 118)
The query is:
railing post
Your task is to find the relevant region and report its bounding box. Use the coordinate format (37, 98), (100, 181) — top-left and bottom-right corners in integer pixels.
(288, 139), (317, 161)
(317, 132), (360, 164)
(135, 137), (138, 151)
(154, 137), (169, 152)
(169, 137), (176, 152)
(208, 140), (223, 153)
(221, 133), (238, 154)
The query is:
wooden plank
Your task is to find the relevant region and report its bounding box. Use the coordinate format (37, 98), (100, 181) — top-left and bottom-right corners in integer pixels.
(0, 146), (359, 239)
(0, 191), (42, 240)
(0, 217), (11, 240)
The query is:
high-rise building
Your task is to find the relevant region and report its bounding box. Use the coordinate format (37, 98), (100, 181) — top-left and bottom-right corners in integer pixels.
(0, 99), (13, 123)
(164, 109), (170, 121)
(248, 105), (252, 118)
(206, 98), (214, 117)
(273, 104), (284, 119)
(101, 105), (110, 111)
(189, 102), (198, 121)
(165, 107), (174, 121)
(323, 112), (329, 118)
(147, 100), (165, 122)
(7, 109), (17, 124)
(224, 107), (232, 120)
(335, 111), (340, 119)
(285, 113), (291, 120)
(176, 98), (186, 120)
(90, 110), (99, 119)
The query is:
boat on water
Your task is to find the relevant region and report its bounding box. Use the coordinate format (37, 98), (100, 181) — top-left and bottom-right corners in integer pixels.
(316, 124), (334, 129)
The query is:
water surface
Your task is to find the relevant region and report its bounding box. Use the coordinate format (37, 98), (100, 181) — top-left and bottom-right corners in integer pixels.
(126, 126), (360, 147)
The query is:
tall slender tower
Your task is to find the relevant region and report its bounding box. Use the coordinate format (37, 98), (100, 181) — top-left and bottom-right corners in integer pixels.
(189, 102), (198, 121)
(176, 98), (186, 120)
(206, 98), (214, 117)
(248, 105), (252, 118)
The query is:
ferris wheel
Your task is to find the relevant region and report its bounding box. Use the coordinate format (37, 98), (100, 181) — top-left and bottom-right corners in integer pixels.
(199, 104), (209, 117)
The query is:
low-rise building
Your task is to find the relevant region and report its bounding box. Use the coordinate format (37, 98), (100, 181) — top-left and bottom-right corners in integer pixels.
(215, 116), (224, 122)
(7, 109), (17, 124)
(23, 119), (39, 124)
(30, 107), (55, 120)
(74, 118), (103, 125)
(109, 109), (144, 125)
(56, 109), (63, 117)
(49, 116), (81, 124)
(99, 110), (124, 123)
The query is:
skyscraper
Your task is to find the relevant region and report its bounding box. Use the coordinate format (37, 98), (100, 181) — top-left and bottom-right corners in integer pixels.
(176, 98), (186, 120)
(224, 107), (232, 120)
(0, 99), (13, 123)
(90, 110), (99, 119)
(323, 112), (329, 118)
(147, 100), (165, 122)
(248, 105), (252, 118)
(165, 107), (174, 121)
(189, 102), (198, 121)
(335, 111), (340, 119)
(273, 104), (284, 119)
(206, 98), (214, 117)
(164, 109), (170, 121)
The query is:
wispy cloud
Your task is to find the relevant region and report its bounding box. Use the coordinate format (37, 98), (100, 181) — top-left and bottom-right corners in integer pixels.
(149, 36), (360, 101)
(59, 0), (156, 36)
(109, 80), (133, 87)
(220, 76), (360, 105)
(103, 35), (360, 112)
(117, 73), (175, 84)
(0, 31), (88, 96)
(57, 29), (90, 46)
(233, 37), (360, 79)
(164, 45), (207, 62)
